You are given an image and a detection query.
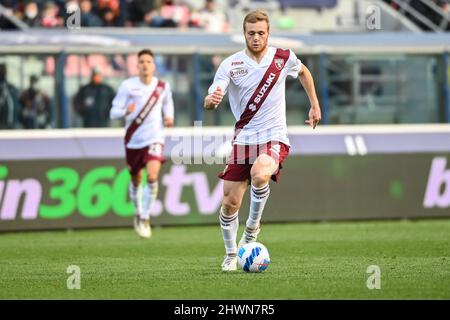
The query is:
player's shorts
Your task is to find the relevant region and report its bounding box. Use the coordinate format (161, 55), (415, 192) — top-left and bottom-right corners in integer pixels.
(126, 143), (165, 175)
(218, 141), (290, 183)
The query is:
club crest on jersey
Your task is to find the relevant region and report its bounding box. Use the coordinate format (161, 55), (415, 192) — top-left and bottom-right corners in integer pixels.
(156, 86), (164, 94)
(275, 58), (285, 70)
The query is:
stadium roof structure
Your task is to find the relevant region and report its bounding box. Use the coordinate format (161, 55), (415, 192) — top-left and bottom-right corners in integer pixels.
(0, 29), (449, 54)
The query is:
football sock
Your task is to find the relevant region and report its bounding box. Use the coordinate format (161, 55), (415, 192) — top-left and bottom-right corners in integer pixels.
(142, 181), (158, 220)
(129, 183), (143, 217)
(219, 207), (239, 255)
(246, 183), (270, 231)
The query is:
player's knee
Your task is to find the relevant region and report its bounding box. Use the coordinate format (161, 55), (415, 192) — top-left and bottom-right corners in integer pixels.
(222, 197), (241, 216)
(251, 172), (270, 187)
(131, 173), (142, 187)
(146, 172), (159, 183)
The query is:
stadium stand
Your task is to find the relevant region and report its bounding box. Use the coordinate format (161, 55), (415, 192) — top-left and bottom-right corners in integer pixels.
(0, 0), (449, 129)
(384, 0), (450, 32)
(2, 0), (447, 32)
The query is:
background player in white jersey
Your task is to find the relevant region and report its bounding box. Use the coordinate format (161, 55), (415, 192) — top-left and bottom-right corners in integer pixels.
(204, 10), (321, 271)
(110, 49), (174, 239)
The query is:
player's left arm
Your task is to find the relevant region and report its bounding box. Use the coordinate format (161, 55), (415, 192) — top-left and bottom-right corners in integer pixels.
(162, 83), (174, 127)
(298, 65), (321, 129)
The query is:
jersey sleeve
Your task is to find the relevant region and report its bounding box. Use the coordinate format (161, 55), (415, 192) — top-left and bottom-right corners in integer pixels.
(208, 60), (230, 95)
(286, 50), (302, 78)
(162, 82), (174, 119)
(110, 81), (131, 120)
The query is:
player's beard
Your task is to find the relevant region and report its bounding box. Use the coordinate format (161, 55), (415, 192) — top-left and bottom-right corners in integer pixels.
(246, 40), (267, 56)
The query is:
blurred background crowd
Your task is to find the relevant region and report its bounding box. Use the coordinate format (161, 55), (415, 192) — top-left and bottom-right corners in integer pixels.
(0, 0), (449, 129)
(0, 0), (230, 31)
(1, 0), (449, 31)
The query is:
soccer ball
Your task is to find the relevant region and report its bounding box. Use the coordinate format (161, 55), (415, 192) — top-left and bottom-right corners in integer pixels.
(237, 242), (270, 272)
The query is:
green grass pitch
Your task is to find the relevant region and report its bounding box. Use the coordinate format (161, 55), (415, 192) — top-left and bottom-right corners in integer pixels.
(0, 219), (449, 299)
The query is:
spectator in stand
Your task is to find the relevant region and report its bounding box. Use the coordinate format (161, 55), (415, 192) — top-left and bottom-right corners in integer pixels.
(80, 0), (103, 27)
(191, 0), (229, 33)
(152, 0), (191, 28)
(98, 0), (121, 26)
(126, 0), (157, 27)
(22, 1), (41, 27)
(18, 75), (53, 129)
(40, 1), (64, 28)
(0, 63), (19, 129)
(73, 67), (116, 128)
(117, 0), (129, 26)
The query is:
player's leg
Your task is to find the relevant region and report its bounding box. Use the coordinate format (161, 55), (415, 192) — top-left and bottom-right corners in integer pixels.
(142, 143), (164, 220)
(130, 170), (151, 238)
(239, 153), (278, 247)
(129, 170), (143, 217)
(220, 179), (248, 271)
(134, 143), (165, 238)
(134, 160), (161, 239)
(142, 159), (161, 220)
(126, 147), (144, 220)
(126, 147), (147, 238)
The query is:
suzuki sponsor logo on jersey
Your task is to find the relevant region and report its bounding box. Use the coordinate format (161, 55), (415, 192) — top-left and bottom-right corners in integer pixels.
(230, 67), (248, 79)
(231, 61), (244, 66)
(248, 72), (276, 111)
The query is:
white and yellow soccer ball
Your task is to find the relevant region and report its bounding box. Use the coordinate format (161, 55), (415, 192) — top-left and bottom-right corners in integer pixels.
(237, 242), (270, 273)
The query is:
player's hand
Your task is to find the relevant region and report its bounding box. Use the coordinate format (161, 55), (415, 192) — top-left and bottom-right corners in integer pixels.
(126, 103), (136, 115)
(164, 117), (174, 127)
(204, 86), (223, 110)
(305, 106), (321, 129)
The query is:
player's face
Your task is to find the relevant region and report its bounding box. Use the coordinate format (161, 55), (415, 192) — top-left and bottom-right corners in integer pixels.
(137, 54), (155, 78)
(244, 21), (269, 55)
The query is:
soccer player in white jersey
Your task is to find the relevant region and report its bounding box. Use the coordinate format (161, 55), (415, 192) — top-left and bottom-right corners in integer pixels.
(204, 10), (321, 271)
(110, 49), (174, 238)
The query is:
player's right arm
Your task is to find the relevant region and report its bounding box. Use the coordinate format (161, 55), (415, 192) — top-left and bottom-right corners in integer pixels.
(204, 86), (224, 110)
(110, 82), (133, 120)
(204, 61), (230, 110)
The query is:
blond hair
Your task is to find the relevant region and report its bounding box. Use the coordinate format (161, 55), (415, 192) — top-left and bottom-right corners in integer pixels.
(243, 10), (270, 31)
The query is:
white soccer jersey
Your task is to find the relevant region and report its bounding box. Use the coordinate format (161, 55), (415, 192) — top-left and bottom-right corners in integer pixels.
(110, 76), (174, 149)
(208, 46), (302, 146)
